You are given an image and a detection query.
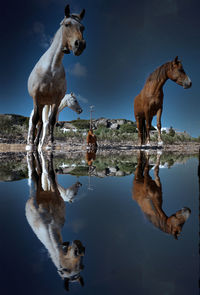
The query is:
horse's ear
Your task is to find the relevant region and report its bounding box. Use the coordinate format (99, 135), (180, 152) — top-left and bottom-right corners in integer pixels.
(64, 278), (69, 291)
(79, 9), (85, 20)
(65, 4), (70, 18)
(174, 56), (179, 64)
(70, 92), (73, 95)
(78, 276), (84, 287)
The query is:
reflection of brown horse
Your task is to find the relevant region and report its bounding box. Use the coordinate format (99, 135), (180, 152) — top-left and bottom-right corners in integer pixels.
(26, 151), (85, 291)
(134, 57), (192, 145)
(86, 150), (96, 166)
(86, 150), (96, 174)
(132, 151), (191, 239)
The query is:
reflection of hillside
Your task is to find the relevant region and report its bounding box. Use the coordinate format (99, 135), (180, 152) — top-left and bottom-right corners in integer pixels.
(0, 152), (27, 181)
(0, 152), (198, 181)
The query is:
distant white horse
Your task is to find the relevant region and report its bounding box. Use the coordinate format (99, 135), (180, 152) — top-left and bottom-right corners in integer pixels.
(27, 4), (86, 149)
(26, 151), (84, 290)
(28, 93), (82, 149)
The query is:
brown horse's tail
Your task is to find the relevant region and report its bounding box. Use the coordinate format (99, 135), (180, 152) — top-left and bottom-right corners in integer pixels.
(142, 118), (146, 144)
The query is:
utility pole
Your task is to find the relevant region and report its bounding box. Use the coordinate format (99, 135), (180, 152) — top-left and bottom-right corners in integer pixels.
(89, 105), (95, 129)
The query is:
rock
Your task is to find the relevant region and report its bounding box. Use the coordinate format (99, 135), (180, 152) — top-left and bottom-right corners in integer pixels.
(108, 167), (118, 173)
(117, 119), (126, 125)
(94, 118), (108, 128)
(116, 171), (125, 176)
(110, 123), (119, 130)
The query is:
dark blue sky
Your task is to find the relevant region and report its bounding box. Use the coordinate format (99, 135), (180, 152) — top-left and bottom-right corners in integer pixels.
(1, 0), (200, 136)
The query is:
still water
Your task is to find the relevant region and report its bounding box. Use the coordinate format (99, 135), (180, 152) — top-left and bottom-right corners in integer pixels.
(0, 151), (199, 295)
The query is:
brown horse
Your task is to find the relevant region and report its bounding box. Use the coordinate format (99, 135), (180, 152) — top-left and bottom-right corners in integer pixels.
(132, 151), (191, 239)
(134, 57), (192, 145)
(27, 4), (86, 149)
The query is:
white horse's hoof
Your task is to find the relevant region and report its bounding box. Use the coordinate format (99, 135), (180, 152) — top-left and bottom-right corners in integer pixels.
(158, 141), (163, 146)
(157, 149), (163, 155)
(26, 144), (34, 151)
(45, 145), (53, 151)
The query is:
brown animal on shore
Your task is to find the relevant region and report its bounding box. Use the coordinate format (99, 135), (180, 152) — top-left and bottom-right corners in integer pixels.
(132, 151), (191, 239)
(134, 57), (192, 145)
(87, 129), (97, 151)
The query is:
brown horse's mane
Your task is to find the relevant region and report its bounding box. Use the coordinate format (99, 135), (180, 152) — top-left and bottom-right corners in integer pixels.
(147, 62), (171, 82)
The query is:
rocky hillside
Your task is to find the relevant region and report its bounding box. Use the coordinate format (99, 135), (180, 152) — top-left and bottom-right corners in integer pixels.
(0, 114), (138, 143)
(0, 114), (29, 143)
(0, 114), (198, 145)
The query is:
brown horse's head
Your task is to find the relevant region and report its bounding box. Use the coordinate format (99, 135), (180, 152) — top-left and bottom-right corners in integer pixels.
(166, 207), (191, 239)
(167, 56), (192, 89)
(61, 5), (86, 56)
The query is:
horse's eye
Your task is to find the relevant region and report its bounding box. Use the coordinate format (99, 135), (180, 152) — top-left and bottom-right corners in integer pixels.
(65, 23), (71, 27)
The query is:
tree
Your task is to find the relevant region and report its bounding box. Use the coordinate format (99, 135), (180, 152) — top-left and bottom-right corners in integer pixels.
(168, 126), (175, 137)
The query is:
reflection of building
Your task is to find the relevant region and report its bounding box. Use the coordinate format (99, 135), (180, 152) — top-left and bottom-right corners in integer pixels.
(132, 151), (191, 239)
(26, 151), (85, 291)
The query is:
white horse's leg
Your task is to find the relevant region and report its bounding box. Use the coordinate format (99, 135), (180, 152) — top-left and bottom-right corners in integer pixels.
(39, 105), (50, 150)
(48, 104), (59, 145)
(26, 110), (34, 150)
(40, 151), (51, 191)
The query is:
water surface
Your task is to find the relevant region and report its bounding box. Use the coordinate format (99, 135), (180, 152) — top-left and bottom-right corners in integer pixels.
(0, 151), (198, 295)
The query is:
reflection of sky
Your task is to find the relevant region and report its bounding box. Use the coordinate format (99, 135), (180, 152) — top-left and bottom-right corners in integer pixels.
(1, 0), (200, 136)
(0, 157), (198, 294)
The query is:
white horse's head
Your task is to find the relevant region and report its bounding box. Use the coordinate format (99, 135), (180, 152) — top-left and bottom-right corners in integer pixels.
(58, 240), (85, 291)
(61, 5), (86, 56)
(66, 93), (83, 114)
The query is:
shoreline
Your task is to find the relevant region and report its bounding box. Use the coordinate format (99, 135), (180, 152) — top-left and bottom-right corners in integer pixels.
(0, 141), (199, 155)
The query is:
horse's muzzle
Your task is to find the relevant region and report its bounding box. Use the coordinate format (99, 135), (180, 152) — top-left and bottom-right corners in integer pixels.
(183, 81), (192, 89)
(77, 108), (83, 114)
(74, 40), (86, 56)
(183, 77), (192, 89)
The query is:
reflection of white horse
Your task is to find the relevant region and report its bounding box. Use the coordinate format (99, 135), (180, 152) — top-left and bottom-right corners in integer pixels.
(26, 151), (84, 291)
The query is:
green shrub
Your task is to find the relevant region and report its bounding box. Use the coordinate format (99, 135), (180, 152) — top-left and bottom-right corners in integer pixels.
(71, 119), (90, 129)
(119, 124), (137, 133)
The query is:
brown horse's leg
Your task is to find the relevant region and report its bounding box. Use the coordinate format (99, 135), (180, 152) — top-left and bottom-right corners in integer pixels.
(145, 114), (152, 145)
(157, 108), (163, 145)
(28, 102), (39, 145)
(136, 116), (143, 145)
(48, 104), (58, 145)
(135, 151), (145, 180)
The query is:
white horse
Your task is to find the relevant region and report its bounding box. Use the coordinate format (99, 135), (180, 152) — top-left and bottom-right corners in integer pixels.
(28, 92), (82, 149)
(27, 4), (86, 149)
(26, 151), (84, 290)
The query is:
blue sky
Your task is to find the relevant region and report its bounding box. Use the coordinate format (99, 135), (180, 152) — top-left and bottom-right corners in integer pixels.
(1, 0), (200, 136)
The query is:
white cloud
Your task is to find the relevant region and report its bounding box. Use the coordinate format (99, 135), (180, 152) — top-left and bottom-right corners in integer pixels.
(33, 21), (51, 49)
(76, 93), (88, 104)
(68, 62), (87, 77)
